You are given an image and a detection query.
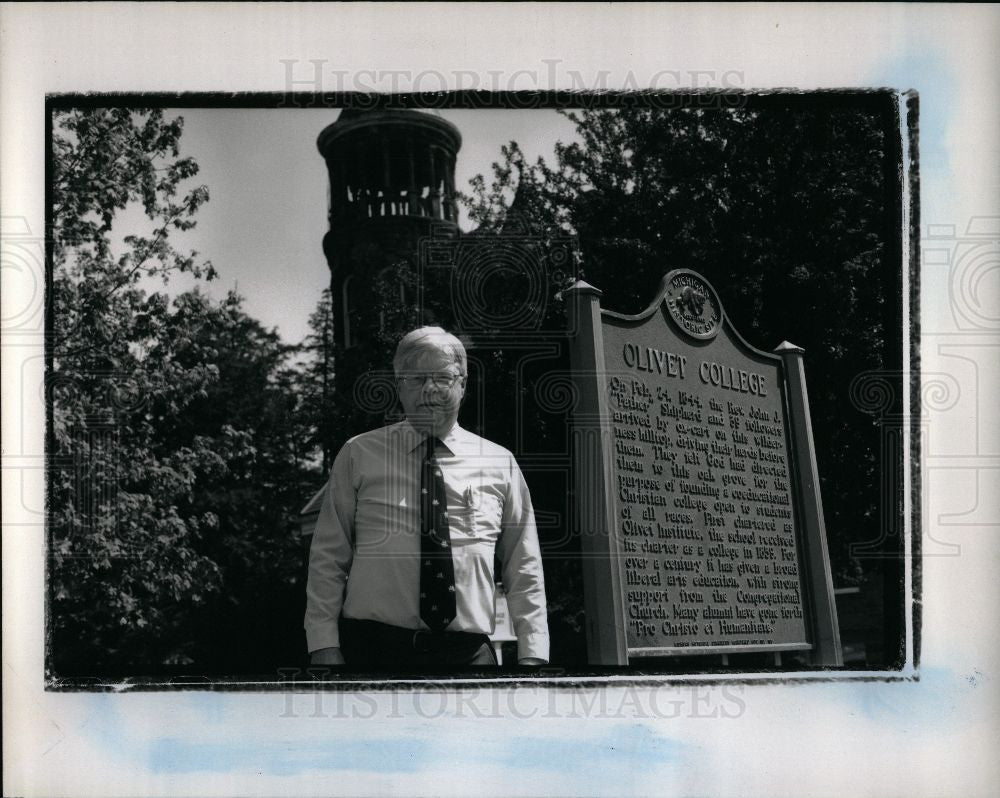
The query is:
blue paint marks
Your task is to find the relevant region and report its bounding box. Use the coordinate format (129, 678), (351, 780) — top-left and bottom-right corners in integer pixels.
(495, 724), (679, 771)
(144, 723), (679, 777)
(80, 696), (433, 776)
(148, 735), (430, 775)
(867, 47), (955, 208)
(822, 666), (965, 727)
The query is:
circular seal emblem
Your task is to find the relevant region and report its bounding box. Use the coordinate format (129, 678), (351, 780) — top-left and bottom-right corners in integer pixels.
(663, 269), (722, 340)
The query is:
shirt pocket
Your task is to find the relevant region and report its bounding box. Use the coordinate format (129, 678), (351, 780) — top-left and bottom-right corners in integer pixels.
(459, 484), (503, 543)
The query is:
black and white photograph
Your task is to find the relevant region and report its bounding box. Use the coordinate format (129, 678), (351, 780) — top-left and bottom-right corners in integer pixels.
(43, 93), (912, 681)
(3, 4), (999, 797)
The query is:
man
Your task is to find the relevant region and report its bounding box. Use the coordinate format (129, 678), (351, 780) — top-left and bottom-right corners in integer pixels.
(305, 326), (549, 668)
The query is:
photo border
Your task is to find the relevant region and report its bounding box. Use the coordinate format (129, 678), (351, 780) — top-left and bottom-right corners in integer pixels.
(42, 89), (920, 691)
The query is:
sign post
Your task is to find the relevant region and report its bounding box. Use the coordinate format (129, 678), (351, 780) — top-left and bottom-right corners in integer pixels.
(566, 270), (842, 666)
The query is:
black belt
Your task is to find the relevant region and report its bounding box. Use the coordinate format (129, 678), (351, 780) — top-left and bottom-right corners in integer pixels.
(341, 617), (489, 654)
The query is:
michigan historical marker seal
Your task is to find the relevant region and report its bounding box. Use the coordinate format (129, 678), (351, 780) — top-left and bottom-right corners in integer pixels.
(663, 269), (722, 340)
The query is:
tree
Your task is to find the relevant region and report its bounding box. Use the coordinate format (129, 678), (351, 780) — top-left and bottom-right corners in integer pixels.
(158, 290), (316, 670)
(50, 108), (227, 669)
(460, 97), (903, 663)
(297, 288), (341, 472)
(49, 108), (313, 672)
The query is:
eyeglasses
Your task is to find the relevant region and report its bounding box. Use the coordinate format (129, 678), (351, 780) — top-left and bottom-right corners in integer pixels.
(396, 373), (464, 390)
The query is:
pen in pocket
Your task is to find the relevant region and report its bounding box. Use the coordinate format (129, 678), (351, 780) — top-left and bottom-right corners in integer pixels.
(463, 485), (480, 509)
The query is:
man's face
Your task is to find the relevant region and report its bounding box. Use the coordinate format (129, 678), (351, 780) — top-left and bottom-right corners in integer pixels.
(396, 347), (466, 437)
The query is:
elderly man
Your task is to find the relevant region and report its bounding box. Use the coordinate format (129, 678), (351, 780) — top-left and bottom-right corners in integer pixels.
(305, 326), (549, 668)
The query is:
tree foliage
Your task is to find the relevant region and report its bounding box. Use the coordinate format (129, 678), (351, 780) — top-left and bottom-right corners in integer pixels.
(298, 288), (338, 471)
(461, 100), (900, 589)
(49, 109), (311, 671)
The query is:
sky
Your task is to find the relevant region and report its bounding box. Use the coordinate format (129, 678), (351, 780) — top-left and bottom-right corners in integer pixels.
(154, 108), (578, 344)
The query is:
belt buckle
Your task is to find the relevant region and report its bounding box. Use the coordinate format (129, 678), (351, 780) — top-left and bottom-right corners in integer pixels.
(412, 630), (431, 653)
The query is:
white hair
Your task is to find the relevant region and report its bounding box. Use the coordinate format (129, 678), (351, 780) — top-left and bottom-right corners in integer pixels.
(392, 326), (467, 376)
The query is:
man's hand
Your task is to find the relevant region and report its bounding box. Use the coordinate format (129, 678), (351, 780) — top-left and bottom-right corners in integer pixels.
(311, 646), (346, 665)
(518, 657), (545, 666)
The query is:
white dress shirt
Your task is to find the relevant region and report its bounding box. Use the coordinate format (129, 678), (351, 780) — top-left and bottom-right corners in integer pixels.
(304, 421), (549, 662)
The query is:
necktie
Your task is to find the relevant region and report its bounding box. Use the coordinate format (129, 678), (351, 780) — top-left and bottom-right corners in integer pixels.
(420, 437), (456, 631)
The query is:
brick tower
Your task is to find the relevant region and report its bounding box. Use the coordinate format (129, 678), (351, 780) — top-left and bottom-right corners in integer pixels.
(317, 108), (462, 352)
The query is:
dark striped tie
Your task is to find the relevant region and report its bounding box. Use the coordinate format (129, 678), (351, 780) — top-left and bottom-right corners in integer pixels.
(420, 437), (456, 631)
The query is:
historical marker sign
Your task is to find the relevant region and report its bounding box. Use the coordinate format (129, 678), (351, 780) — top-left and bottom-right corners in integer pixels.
(567, 270), (842, 666)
